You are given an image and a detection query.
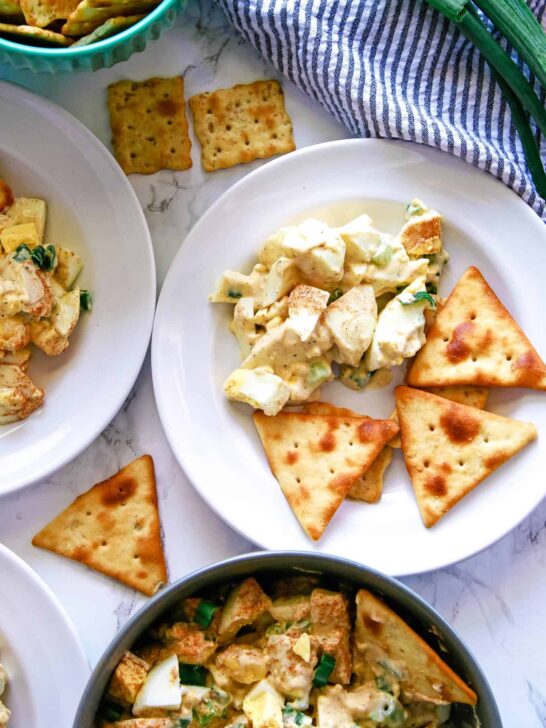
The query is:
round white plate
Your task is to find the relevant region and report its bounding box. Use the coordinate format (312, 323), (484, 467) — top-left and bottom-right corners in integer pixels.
(0, 543), (90, 726)
(0, 81), (155, 495)
(152, 138), (546, 575)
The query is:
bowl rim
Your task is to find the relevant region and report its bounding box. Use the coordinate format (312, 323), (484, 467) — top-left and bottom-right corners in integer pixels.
(0, 0), (181, 57)
(73, 550), (502, 727)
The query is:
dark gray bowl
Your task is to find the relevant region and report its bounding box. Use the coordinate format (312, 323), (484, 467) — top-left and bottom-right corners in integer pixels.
(74, 551), (502, 727)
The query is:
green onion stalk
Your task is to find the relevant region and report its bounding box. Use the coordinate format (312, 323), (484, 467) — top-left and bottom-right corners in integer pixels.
(423, 0), (546, 198)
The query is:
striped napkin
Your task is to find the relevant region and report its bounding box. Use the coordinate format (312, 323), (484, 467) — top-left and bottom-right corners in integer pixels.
(218, 0), (546, 221)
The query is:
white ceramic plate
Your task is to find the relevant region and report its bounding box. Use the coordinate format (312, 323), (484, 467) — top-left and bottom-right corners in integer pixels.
(0, 543), (90, 726)
(152, 139), (546, 575)
(0, 81), (155, 495)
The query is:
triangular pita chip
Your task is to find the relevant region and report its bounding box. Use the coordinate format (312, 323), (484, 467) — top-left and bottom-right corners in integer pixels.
(302, 401), (393, 503)
(254, 411), (398, 540)
(20, 0), (79, 27)
(389, 386), (489, 450)
(408, 266), (546, 389)
(32, 455), (167, 596)
(355, 589), (477, 705)
(396, 386), (536, 527)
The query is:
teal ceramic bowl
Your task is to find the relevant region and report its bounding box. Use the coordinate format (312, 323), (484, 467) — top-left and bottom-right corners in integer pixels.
(0, 0), (186, 73)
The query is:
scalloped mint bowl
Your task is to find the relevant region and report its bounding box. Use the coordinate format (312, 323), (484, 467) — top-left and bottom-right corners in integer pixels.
(0, 0), (186, 73)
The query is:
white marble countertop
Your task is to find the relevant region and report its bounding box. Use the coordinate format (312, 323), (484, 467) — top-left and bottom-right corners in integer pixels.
(1, 1), (546, 725)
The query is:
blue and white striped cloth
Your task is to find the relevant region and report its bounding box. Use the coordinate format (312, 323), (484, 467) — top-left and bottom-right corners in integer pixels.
(218, 0), (546, 221)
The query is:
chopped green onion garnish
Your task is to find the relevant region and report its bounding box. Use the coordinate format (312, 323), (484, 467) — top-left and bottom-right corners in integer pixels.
(176, 721), (191, 728)
(400, 291), (436, 307)
(103, 704), (123, 721)
(80, 290), (92, 311)
(179, 663), (208, 686)
(313, 653), (336, 687)
(227, 289), (242, 299)
(13, 244), (31, 262)
(194, 599), (218, 628)
(14, 244), (57, 271)
(327, 288), (343, 305)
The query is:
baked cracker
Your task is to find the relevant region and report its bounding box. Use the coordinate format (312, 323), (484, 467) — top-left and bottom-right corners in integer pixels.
(107, 77), (192, 175)
(355, 589), (477, 705)
(396, 386), (536, 527)
(189, 80), (295, 172)
(389, 385), (489, 449)
(71, 13), (143, 45)
(32, 455), (168, 596)
(302, 402), (391, 503)
(0, 0), (22, 20)
(20, 0), (78, 28)
(0, 21), (71, 43)
(408, 266), (546, 389)
(62, 0), (157, 35)
(253, 410), (398, 540)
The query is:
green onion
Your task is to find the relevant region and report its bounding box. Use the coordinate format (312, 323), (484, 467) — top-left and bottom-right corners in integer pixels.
(102, 704), (123, 721)
(13, 244), (31, 262)
(176, 721), (191, 728)
(179, 663), (208, 686)
(400, 291), (436, 307)
(493, 72), (546, 200)
(426, 281), (438, 295)
(80, 290), (93, 311)
(313, 653), (336, 687)
(194, 599), (218, 628)
(327, 288), (343, 305)
(422, 0), (546, 187)
(13, 243), (57, 271)
(473, 0), (546, 91)
(227, 289), (242, 299)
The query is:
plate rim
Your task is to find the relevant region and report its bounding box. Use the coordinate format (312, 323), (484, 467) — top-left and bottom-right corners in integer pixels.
(0, 541), (90, 723)
(0, 79), (156, 496)
(152, 137), (546, 576)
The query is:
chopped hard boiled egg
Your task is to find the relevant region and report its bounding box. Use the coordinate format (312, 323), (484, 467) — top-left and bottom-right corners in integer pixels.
(324, 284), (377, 366)
(132, 654), (182, 716)
(288, 284), (329, 342)
(224, 367), (290, 416)
(243, 678), (284, 728)
(365, 276), (434, 371)
(211, 202), (447, 414)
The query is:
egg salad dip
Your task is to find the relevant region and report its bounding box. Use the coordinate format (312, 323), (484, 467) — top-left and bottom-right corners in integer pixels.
(210, 200), (447, 415)
(97, 575), (476, 727)
(0, 178), (92, 425)
(0, 659), (10, 727)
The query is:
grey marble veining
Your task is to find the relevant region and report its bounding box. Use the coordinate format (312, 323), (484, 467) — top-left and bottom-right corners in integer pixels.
(1, 1), (546, 726)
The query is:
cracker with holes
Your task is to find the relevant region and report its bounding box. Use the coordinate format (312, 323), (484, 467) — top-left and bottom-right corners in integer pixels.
(61, 0), (156, 34)
(355, 589), (477, 705)
(32, 455), (168, 596)
(389, 385), (489, 449)
(408, 266), (546, 390)
(189, 80), (295, 172)
(395, 386), (536, 527)
(71, 13), (143, 45)
(0, 20), (71, 42)
(107, 76), (192, 175)
(253, 410), (398, 540)
(19, 0), (78, 28)
(302, 401), (392, 504)
(0, 0), (22, 20)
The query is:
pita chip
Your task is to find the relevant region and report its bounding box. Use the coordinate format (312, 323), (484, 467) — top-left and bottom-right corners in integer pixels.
(408, 266), (546, 389)
(389, 386), (489, 449)
(254, 410), (398, 540)
(396, 386), (536, 527)
(302, 402), (392, 503)
(355, 589), (477, 705)
(32, 455), (167, 596)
